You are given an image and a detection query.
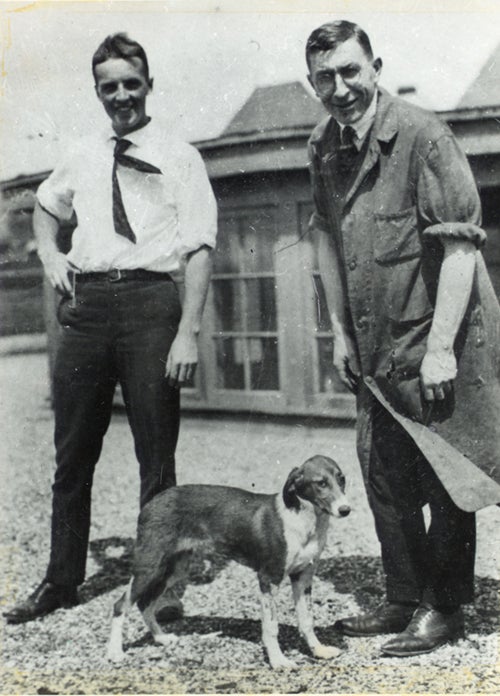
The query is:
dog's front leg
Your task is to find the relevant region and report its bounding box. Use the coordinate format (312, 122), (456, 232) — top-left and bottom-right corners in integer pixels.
(290, 566), (341, 660)
(107, 580), (132, 662)
(258, 575), (296, 669)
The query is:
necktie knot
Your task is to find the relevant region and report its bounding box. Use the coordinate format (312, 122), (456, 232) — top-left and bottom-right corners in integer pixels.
(341, 125), (357, 147)
(112, 138), (162, 174)
(114, 138), (132, 157)
(337, 125), (359, 180)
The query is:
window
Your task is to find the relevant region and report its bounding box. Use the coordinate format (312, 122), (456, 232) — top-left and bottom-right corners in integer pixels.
(298, 201), (348, 396)
(212, 206), (280, 391)
(310, 239), (349, 395)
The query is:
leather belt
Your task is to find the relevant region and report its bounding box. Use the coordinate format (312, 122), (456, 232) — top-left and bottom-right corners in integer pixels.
(71, 269), (173, 283)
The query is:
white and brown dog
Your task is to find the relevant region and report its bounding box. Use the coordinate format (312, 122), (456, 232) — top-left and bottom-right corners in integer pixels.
(107, 455), (350, 669)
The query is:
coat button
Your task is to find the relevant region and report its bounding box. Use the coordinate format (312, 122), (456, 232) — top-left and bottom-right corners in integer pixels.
(348, 259), (357, 271)
(356, 316), (368, 329)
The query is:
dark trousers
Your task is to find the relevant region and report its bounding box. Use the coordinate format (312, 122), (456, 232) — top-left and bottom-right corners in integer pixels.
(46, 277), (182, 586)
(368, 401), (476, 607)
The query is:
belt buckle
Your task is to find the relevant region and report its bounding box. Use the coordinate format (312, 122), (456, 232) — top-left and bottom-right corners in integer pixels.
(108, 269), (122, 282)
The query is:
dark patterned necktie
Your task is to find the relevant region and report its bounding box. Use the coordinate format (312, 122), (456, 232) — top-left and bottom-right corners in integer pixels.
(337, 125), (358, 177)
(112, 138), (162, 244)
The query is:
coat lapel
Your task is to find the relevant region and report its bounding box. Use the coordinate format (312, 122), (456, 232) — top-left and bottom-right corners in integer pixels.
(344, 89), (399, 208)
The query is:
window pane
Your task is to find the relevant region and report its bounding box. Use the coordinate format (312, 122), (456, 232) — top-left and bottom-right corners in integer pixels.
(245, 278), (277, 332)
(240, 213), (277, 273)
(317, 338), (349, 394)
(213, 218), (239, 274)
(215, 338), (245, 389)
(312, 274), (332, 331)
(213, 279), (243, 332)
(250, 337), (280, 391)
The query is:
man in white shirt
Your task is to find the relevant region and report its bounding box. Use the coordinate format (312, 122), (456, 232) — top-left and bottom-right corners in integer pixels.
(4, 33), (217, 624)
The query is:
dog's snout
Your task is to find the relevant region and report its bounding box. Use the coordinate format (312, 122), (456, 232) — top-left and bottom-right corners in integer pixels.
(338, 505), (351, 517)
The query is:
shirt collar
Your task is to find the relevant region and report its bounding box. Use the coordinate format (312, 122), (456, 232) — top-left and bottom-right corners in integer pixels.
(105, 117), (154, 145)
(339, 91), (378, 149)
(104, 118), (165, 170)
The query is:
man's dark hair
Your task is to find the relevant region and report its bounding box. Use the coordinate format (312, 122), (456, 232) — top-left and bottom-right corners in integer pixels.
(92, 33), (150, 82)
(306, 20), (373, 68)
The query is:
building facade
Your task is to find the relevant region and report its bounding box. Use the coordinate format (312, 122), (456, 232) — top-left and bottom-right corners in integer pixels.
(1, 82), (500, 418)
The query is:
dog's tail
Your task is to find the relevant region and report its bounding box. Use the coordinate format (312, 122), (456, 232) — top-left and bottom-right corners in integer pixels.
(107, 578), (133, 662)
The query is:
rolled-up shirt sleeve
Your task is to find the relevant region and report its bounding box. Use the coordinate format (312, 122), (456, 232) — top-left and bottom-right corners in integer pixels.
(36, 147), (76, 222)
(176, 146), (217, 257)
(418, 132), (486, 248)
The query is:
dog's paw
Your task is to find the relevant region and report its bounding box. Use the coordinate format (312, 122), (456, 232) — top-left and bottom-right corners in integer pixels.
(107, 647), (126, 663)
(154, 633), (178, 647)
(269, 655), (298, 670)
(313, 643), (341, 660)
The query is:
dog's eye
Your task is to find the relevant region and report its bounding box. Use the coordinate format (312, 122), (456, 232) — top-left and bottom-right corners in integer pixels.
(317, 479), (328, 488)
(337, 474), (345, 487)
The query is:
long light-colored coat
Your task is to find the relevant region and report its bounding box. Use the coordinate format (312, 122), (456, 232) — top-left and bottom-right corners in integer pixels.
(308, 88), (500, 511)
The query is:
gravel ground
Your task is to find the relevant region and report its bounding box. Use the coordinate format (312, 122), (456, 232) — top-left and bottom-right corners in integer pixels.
(0, 353), (499, 694)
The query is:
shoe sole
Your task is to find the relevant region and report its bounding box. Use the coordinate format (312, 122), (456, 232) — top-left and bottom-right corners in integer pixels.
(381, 635), (464, 657)
(4, 609), (55, 624)
(3, 602), (78, 624)
(338, 621), (412, 637)
(342, 628), (407, 637)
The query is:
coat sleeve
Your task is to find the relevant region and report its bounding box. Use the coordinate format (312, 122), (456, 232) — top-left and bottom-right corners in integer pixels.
(307, 140), (330, 235)
(417, 131), (486, 249)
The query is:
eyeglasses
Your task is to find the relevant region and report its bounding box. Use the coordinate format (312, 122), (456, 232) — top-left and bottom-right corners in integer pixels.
(313, 67), (360, 97)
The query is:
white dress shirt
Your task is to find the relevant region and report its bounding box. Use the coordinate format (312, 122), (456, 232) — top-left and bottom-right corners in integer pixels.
(339, 91), (378, 151)
(37, 120), (217, 272)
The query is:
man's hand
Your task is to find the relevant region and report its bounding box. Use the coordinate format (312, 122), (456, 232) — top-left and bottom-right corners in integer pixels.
(332, 322), (360, 394)
(33, 203), (72, 295)
(42, 252), (74, 296)
(165, 331), (198, 387)
(420, 348), (457, 401)
(165, 245), (212, 387)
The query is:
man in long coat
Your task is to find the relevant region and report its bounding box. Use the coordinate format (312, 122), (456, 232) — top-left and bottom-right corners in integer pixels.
(306, 20), (500, 656)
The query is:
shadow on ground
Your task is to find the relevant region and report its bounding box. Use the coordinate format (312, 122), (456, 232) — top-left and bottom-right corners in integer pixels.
(81, 537), (500, 639)
(79, 537), (135, 603)
(317, 555), (500, 637)
(126, 614), (340, 661)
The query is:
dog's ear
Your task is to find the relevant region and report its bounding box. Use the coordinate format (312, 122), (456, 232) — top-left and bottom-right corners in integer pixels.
(283, 467), (303, 510)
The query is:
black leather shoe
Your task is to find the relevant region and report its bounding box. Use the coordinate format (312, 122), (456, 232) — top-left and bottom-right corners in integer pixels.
(334, 602), (417, 636)
(3, 580), (78, 624)
(381, 604), (464, 656)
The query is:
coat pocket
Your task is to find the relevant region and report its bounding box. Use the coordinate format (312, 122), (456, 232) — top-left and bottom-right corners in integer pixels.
(374, 207), (420, 264)
(373, 207), (433, 321)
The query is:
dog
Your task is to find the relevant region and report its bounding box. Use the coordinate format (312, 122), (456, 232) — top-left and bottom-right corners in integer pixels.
(107, 454), (350, 669)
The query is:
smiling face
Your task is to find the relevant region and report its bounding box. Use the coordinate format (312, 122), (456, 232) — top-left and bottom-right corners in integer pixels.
(94, 56), (152, 136)
(308, 37), (382, 125)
